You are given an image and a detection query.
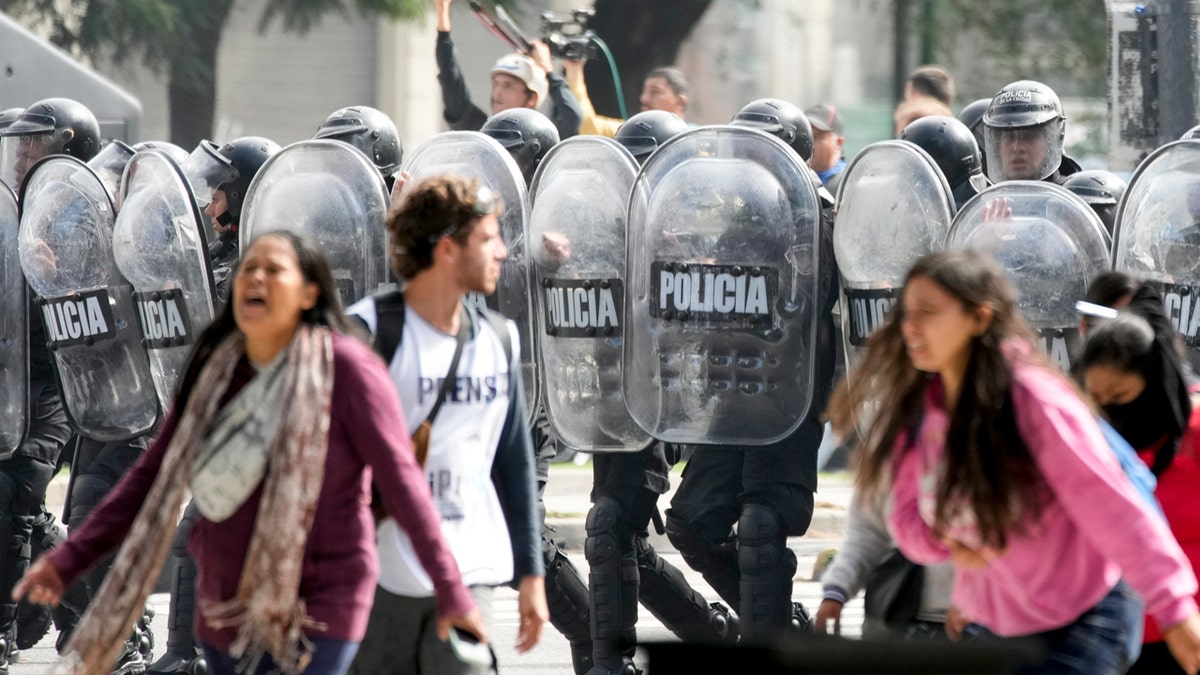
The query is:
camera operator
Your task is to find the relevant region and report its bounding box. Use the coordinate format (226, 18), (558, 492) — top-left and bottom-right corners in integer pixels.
(435, 0), (581, 139)
(563, 58), (690, 137)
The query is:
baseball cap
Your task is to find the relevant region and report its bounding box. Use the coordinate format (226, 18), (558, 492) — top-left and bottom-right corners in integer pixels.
(805, 103), (844, 135)
(491, 53), (549, 106)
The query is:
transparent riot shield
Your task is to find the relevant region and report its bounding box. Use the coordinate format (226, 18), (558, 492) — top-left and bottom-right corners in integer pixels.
(624, 126), (821, 446)
(113, 149), (215, 413)
(528, 136), (649, 452)
(87, 140), (135, 208)
(18, 156), (158, 440)
(0, 183), (27, 458)
(834, 140), (955, 374)
(948, 181), (1111, 372)
(1113, 141), (1200, 363)
(401, 131), (538, 422)
(240, 140), (391, 308)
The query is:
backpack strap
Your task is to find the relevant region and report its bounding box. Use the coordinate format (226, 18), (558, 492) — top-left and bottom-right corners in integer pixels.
(480, 308), (514, 395)
(371, 289), (407, 362)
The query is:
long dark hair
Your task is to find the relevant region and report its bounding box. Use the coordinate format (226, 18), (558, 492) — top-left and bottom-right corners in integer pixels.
(173, 230), (357, 411)
(827, 250), (1047, 549)
(1078, 280), (1191, 475)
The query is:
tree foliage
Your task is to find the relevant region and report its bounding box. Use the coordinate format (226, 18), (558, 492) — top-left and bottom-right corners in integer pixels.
(909, 0), (1109, 97)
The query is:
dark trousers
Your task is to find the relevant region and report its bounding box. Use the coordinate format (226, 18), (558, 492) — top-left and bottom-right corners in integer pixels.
(0, 455), (56, 630)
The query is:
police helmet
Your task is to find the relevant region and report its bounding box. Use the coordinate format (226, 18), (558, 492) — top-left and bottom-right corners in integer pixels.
(132, 141), (190, 165)
(0, 98), (101, 161)
(215, 137), (280, 226)
(481, 107), (559, 183)
(982, 81), (1066, 183)
(615, 110), (688, 164)
(1063, 169), (1128, 237)
(956, 98), (991, 150)
(313, 105), (403, 177)
(898, 115), (982, 190)
(730, 98), (814, 163)
(0, 108), (23, 131)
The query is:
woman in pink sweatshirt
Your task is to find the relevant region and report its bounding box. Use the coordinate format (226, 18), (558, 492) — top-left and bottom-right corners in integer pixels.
(828, 250), (1200, 674)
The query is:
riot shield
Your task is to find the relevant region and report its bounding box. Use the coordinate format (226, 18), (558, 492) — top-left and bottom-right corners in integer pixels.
(18, 156), (158, 440)
(624, 126), (821, 446)
(528, 136), (649, 452)
(87, 140), (135, 207)
(1112, 141), (1200, 362)
(240, 140), (391, 308)
(833, 140), (955, 374)
(948, 181), (1110, 372)
(112, 149), (215, 413)
(401, 131), (539, 422)
(0, 183), (27, 458)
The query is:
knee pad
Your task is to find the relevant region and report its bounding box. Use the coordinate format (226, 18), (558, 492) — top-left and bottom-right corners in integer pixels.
(737, 503), (794, 577)
(541, 537), (591, 645)
(66, 473), (116, 528)
(665, 511), (730, 571)
(585, 496), (627, 566)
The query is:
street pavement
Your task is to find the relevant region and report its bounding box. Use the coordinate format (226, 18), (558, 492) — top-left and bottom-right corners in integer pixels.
(14, 464), (859, 674)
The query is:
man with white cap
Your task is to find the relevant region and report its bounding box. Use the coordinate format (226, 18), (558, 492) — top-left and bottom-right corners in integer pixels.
(435, 0), (581, 139)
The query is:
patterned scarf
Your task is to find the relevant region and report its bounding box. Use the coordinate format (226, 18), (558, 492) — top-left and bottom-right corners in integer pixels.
(53, 325), (335, 675)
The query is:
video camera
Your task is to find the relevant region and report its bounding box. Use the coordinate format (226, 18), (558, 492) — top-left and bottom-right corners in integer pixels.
(541, 8), (597, 61)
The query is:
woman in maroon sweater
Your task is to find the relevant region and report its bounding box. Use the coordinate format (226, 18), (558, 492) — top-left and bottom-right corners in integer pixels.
(15, 231), (482, 675)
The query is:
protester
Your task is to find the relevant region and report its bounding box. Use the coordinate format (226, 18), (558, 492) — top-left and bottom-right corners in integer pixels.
(828, 249), (1200, 674)
(815, 490), (954, 641)
(1077, 277), (1200, 675)
(15, 231), (481, 675)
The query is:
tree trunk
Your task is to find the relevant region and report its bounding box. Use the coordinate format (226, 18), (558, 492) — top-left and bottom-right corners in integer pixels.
(583, 0), (714, 119)
(168, 0), (235, 147)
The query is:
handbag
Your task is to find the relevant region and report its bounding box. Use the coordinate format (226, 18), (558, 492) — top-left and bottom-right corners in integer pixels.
(863, 548), (925, 631)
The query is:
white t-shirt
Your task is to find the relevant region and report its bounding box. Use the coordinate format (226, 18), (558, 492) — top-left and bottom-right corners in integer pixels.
(348, 297), (519, 596)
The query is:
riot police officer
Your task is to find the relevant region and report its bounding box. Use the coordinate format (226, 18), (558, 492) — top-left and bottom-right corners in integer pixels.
(898, 115), (989, 211)
(1064, 169), (1127, 238)
(148, 136), (278, 675)
(660, 106), (837, 642)
(614, 111), (688, 165)
(199, 137), (280, 309)
(982, 80), (1080, 185)
(482, 107), (561, 185)
(313, 105), (403, 192)
(0, 98), (101, 671)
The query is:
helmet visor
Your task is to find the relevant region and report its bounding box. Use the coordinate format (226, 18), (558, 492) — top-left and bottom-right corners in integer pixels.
(731, 112), (784, 135)
(179, 141), (238, 207)
(1, 132), (56, 194)
(985, 120), (1063, 183)
(484, 128), (525, 150)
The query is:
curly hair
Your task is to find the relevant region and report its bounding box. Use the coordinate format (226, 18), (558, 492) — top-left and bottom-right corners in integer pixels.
(387, 174), (502, 280)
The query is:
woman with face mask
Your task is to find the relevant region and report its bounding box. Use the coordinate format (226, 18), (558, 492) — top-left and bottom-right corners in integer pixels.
(1078, 278), (1200, 675)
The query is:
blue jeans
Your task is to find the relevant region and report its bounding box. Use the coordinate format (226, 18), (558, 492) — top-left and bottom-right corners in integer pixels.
(969, 580), (1144, 675)
(200, 637), (360, 675)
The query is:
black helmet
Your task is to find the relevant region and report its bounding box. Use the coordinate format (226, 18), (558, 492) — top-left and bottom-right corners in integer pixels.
(0, 108), (23, 131)
(982, 80), (1066, 183)
(314, 105), (403, 177)
(1, 98), (101, 191)
(132, 140), (189, 165)
(1063, 169), (1128, 237)
(898, 115), (982, 189)
(730, 98), (814, 163)
(214, 136), (280, 226)
(0, 97), (101, 161)
(1181, 124), (1200, 141)
(956, 98), (991, 150)
(481, 107), (559, 183)
(615, 110), (688, 164)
